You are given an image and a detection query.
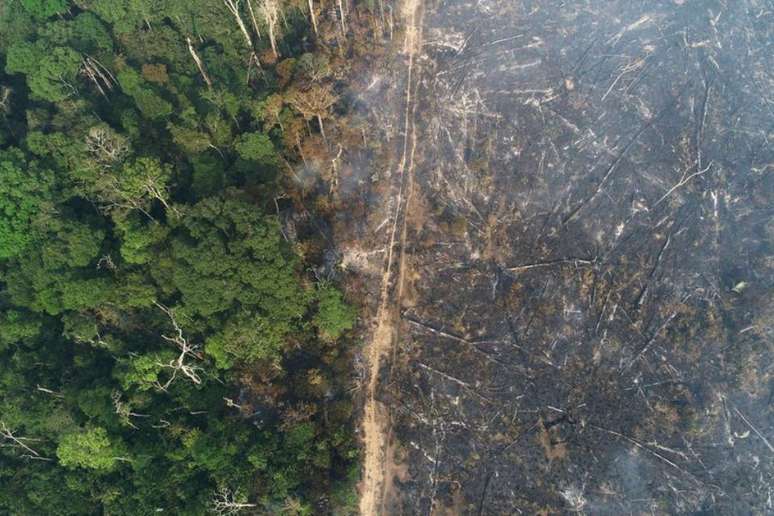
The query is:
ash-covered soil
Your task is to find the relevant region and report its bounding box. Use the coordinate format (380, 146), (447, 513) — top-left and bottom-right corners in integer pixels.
(339, 0), (773, 513)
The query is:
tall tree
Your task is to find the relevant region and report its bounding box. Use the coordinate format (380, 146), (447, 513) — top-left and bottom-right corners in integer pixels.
(0, 148), (54, 259)
(287, 84), (337, 144)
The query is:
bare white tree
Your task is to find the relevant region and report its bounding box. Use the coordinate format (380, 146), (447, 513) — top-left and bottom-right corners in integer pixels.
(80, 55), (116, 98)
(210, 487), (256, 515)
(287, 84), (338, 145)
(0, 86), (11, 113)
(111, 391), (149, 429)
(85, 126), (131, 168)
(154, 302), (203, 390)
(0, 421), (50, 461)
(223, 397), (243, 410)
(307, 0), (318, 36)
(258, 0), (283, 59)
(330, 143), (343, 194)
(246, 0), (262, 39)
(186, 37), (213, 90)
(36, 385), (65, 398)
(223, 0), (255, 51)
(337, 0), (348, 37)
(653, 161), (713, 207)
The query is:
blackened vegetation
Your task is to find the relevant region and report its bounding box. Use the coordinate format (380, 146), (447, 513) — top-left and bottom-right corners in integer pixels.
(364, 0), (772, 513)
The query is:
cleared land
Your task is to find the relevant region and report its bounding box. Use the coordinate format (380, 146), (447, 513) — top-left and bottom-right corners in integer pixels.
(345, 0), (772, 513)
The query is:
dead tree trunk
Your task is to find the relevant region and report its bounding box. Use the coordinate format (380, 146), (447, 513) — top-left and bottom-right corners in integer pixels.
(295, 136), (308, 167)
(337, 0), (348, 37)
(0, 86), (10, 112)
(80, 56), (116, 98)
(259, 0), (281, 59)
(317, 113), (327, 145)
(287, 84), (337, 147)
(246, 0), (262, 39)
(330, 143), (342, 194)
(223, 0), (256, 52)
(0, 421), (49, 460)
(186, 37), (213, 90)
(308, 0), (319, 36)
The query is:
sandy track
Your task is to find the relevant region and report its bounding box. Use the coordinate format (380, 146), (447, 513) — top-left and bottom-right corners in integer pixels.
(359, 0), (423, 514)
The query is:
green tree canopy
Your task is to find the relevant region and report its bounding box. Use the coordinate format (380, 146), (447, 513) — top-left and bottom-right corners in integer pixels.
(235, 131), (279, 166)
(5, 42), (81, 102)
(313, 283), (356, 342)
(0, 148), (54, 259)
(155, 193), (307, 322)
(0, 3), (358, 512)
(57, 427), (124, 471)
(21, 0), (70, 19)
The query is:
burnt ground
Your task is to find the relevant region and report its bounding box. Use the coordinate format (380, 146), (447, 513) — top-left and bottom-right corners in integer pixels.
(335, 0), (774, 514)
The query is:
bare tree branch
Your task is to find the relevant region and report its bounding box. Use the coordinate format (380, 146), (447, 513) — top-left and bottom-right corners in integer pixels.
(0, 421), (49, 460)
(154, 302), (203, 389)
(210, 487), (256, 515)
(186, 37), (213, 90)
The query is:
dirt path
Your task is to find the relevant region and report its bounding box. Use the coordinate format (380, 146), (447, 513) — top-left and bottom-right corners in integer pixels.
(359, 0), (423, 514)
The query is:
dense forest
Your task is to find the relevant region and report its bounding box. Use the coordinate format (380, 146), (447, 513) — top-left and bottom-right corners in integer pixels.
(0, 0), (366, 513)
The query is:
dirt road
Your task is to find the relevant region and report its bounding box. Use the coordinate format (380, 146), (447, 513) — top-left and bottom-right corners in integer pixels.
(359, 0), (423, 514)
